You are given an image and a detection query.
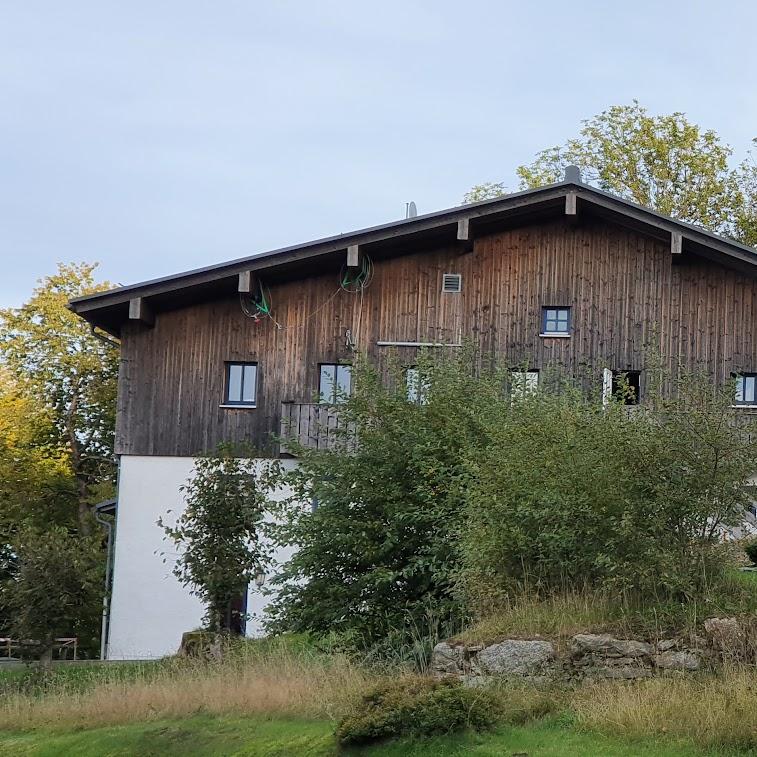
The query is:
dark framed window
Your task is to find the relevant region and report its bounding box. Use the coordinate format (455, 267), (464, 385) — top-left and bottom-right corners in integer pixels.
(610, 370), (640, 406)
(511, 369), (539, 399)
(224, 362), (257, 406)
(734, 373), (757, 406)
(405, 367), (430, 405)
(541, 307), (571, 335)
(319, 364), (352, 404)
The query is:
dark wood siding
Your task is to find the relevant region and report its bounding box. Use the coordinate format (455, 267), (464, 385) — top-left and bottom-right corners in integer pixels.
(115, 217), (757, 456)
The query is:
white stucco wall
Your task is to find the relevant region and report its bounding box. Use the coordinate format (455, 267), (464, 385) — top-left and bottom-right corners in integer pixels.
(107, 455), (298, 660)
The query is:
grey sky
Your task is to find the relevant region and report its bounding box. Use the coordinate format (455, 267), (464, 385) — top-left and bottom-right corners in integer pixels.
(2, 1), (756, 307)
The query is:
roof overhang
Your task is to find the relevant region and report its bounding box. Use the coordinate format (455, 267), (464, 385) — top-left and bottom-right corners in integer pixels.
(69, 180), (757, 337)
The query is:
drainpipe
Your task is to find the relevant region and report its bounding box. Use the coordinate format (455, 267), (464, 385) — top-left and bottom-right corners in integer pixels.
(94, 508), (114, 660)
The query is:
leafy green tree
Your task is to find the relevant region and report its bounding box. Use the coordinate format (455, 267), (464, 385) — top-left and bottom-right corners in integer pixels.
(266, 351), (501, 645)
(160, 445), (275, 634)
(466, 103), (757, 245)
(461, 369), (757, 607)
(0, 370), (76, 534)
(1, 527), (103, 665)
(0, 263), (119, 533)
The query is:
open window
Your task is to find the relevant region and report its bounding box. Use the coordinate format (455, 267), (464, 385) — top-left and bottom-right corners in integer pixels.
(603, 369), (640, 406)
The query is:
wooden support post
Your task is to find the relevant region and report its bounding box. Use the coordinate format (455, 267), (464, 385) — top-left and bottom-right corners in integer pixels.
(456, 217), (470, 241)
(347, 244), (360, 268)
(128, 297), (154, 327)
(238, 271), (253, 293)
(565, 191), (578, 221)
(671, 231), (683, 255)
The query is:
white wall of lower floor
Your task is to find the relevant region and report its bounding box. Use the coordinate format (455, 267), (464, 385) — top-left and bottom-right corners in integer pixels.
(107, 455), (298, 660)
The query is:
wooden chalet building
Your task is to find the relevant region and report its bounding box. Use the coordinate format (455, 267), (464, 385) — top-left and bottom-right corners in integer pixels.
(71, 167), (757, 659)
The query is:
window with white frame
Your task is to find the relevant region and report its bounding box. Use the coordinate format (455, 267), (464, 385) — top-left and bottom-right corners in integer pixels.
(734, 373), (757, 406)
(224, 362), (257, 406)
(405, 367), (430, 405)
(511, 370), (539, 399)
(319, 364), (352, 404)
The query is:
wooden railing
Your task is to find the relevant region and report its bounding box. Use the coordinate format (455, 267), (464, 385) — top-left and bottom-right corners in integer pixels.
(279, 402), (353, 455)
(0, 637), (78, 660)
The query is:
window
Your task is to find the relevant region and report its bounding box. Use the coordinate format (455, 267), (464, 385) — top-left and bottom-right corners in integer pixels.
(541, 307), (571, 336)
(442, 273), (462, 293)
(734, 373), (757, 406)
(406, 367), (430, 404)
(224, 362), (257, 406)
(319, 364), (352, 404)
(511, 370), (539, 399)
(603, 369), (640, 406)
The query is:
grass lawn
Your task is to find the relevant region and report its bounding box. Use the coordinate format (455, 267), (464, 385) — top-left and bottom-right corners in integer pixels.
(0, 714), (736, 757)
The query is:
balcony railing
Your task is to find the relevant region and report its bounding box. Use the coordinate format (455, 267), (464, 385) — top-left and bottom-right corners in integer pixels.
(279, 402), (353, 455)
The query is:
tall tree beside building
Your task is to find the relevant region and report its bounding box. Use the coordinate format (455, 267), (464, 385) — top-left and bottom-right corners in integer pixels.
(0, 263), (119, 533)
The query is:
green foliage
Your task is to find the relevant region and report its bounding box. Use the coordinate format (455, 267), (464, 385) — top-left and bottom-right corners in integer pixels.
(335, 676), (499, 746)
(266, 350), (503, 646)
(269, 350), (755, 644)
(0, 527), (103, 661)
(160, 444), (276, 633)
(461, 369), (756, 606)
(745, 539), (757, 566)
(0, 262), (118, 532)
(462, 181), (508, 203)
(466, 103), (757, 245)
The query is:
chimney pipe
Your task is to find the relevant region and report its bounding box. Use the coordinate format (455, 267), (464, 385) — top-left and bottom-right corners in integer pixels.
(564, 165), (581, 183)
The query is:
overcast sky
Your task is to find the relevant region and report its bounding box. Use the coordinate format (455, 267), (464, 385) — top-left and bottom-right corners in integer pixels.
(2, 1), (756, 306)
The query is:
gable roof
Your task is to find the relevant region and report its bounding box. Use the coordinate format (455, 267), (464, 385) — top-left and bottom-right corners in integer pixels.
(69, 172), (757, 336)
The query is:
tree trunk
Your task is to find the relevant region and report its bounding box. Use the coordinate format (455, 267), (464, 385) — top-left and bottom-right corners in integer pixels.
(38, 645), (53, 671)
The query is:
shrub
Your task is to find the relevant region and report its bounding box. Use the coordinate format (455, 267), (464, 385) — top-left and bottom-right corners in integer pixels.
(461, 370), (756, 605)
(335, 676), (500, 745)
(266, 349), (500, 645)
(745, 539), (757, 566)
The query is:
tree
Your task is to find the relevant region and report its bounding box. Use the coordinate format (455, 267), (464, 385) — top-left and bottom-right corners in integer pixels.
(266, 351), (501, 646)
(0, 263), (119, 533)
(460, 369), (757, 608)
(1, 527), (103, 666)
(160, 445), (275, 634)
(466, 103), (757, 246)
(0, 370), (76, 534)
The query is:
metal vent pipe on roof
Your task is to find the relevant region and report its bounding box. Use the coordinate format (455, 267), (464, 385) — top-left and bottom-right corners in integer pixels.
(564, 165), (582, 183)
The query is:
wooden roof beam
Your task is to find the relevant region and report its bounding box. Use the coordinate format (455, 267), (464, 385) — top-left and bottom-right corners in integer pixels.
(457, 217), (470, 241)
(128, 297), (154, 327)
(671, 231), (683, 255)
(565, 191), (578, 223)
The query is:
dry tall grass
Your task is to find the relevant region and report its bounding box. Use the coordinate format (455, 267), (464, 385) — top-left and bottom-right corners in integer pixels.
(574, 667), (757, 751)
(0, 640), (379, 731)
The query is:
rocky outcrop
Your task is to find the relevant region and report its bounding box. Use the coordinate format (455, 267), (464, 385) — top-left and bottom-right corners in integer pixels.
(569, 633), (655, 679)
(472, 640), (555, 677)
(431, 629), (715, 683)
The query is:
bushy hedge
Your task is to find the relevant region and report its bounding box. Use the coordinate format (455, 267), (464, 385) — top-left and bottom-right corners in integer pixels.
(462, 372), (755, 605)
(336, 676), (499, 745)
(267, 349), (757, 644)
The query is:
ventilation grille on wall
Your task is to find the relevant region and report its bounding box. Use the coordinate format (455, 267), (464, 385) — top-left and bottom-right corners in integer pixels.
(442, 273), (462, 293)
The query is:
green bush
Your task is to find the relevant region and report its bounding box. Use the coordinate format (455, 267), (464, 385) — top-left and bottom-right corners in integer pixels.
(745, 539), (757, 566)
(335, 676), (500, 745)
(462, 371), (757, 605)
